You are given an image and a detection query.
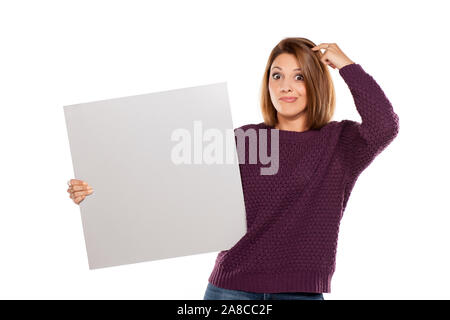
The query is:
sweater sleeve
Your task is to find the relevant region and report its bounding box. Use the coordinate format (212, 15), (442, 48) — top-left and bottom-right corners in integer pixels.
(337, 63), (400, 185)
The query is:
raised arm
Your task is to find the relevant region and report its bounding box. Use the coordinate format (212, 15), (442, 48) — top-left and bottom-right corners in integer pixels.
(338, 63), (400, 183)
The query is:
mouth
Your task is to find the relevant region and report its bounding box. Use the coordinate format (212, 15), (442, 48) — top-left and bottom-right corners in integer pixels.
(279, 97), (298, 103)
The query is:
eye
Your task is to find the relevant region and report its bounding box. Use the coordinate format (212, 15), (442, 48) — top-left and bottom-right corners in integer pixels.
(271, 72), (304, 81)
(271, 72), (281, 80)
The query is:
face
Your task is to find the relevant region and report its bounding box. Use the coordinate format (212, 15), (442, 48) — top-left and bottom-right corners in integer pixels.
(268, 53), (308, 121)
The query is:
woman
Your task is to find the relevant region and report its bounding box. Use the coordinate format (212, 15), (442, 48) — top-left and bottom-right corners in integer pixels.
(67, 37), (399, 300)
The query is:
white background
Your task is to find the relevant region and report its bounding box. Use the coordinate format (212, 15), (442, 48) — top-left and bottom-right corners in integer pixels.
(1, 0), (448, 300)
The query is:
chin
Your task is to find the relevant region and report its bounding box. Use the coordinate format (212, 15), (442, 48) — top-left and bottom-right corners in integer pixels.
(276, 109), (306, 118)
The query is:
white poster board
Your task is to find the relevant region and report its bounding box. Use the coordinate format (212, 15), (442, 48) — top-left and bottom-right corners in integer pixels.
(64, 82), (247, 269)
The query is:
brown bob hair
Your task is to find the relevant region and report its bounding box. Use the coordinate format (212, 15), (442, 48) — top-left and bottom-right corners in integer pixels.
(260, 37), (336, 130)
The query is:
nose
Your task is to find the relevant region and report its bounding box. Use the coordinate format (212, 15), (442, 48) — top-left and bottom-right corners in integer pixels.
(280, 86), (292, 93)
(280, 79), (293, 93)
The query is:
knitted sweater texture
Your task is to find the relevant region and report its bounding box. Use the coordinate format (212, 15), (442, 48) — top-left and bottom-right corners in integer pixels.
(207, 63), (400, 293)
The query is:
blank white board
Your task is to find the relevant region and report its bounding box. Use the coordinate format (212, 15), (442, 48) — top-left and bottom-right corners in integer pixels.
(64, 82), (247, 269)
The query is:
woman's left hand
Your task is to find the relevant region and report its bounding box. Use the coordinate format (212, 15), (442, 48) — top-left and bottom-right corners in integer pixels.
(311, 43), (355, 70)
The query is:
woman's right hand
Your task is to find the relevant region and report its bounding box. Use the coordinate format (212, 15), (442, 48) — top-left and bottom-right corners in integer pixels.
(67, 179), (94, 205)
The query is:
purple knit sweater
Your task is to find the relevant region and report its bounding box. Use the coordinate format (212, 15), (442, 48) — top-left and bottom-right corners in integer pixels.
(207, 63), (400, 294)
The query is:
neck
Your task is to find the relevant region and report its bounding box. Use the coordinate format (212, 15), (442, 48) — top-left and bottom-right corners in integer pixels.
(275, 117), (309, 132)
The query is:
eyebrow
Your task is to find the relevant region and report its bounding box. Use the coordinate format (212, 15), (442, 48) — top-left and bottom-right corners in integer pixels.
(271, 66), (302, 72)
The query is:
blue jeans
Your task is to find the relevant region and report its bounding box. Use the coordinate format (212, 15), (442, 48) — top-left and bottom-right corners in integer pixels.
(203, 282), (324, 300)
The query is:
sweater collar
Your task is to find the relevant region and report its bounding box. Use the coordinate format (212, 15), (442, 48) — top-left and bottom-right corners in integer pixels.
(257, 122), (319, 142)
